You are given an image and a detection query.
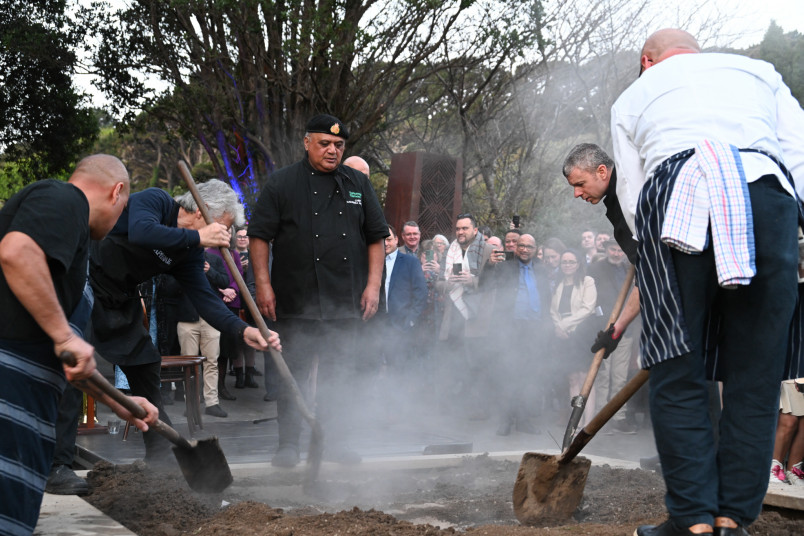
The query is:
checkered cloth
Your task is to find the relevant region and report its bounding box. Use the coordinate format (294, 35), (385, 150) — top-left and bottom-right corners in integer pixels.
(661, 140), (755, 288)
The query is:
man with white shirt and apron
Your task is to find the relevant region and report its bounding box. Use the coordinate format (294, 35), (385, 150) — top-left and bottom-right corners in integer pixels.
(611, 28), (804, 536)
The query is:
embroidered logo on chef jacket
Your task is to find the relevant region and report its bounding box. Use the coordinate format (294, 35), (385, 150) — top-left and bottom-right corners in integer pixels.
(347, 191), (362, 205)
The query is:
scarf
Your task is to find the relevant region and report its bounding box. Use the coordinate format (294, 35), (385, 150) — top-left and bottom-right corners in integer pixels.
(444, 232), (485, 319)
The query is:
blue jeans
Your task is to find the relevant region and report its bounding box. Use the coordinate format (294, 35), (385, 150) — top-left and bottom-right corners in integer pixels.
(649, 176), (798, 527)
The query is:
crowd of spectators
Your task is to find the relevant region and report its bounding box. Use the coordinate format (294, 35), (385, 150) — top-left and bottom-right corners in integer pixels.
(325, 210), (644, 436)
(131, 209), (644, 444)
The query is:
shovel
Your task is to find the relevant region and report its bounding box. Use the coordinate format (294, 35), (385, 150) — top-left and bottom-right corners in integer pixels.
(60, 352), (233, 493)
(561, 264), (635, 450)
(177, 161), (324, 487)
(513, 368), (649, 525)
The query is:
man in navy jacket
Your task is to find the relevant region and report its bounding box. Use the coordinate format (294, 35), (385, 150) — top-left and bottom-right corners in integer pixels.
(381, 225), (428, 333)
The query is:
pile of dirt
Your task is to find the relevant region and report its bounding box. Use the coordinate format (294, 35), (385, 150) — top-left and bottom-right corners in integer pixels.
(83, 458), (803, 536)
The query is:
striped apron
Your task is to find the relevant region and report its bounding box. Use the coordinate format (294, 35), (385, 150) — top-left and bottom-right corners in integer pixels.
(636, 147), (804, 378)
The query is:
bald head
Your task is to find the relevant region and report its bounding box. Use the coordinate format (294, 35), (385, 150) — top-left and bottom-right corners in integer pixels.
(69, 154), (130, 239)
(640, 28), (700, 75)
(71, 154), (130, 189)
(516, 233), (537, 262)
(343, 156), (370, 177)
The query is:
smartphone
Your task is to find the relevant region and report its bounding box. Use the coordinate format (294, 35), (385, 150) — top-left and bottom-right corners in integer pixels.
(452, 262), (462, 275)
(426, 250), (434, 262)
(505, 251), (514, 260)
(512, 214), (521, 228)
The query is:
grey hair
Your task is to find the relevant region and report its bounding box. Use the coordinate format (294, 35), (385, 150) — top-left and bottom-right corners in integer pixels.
(562, 143), (614, 178)
(433, 234), (449, 246)
(175, 179), (245, 227)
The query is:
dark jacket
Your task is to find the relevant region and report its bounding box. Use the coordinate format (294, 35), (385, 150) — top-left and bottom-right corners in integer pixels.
(249, 158), (388, 320)
(490, 258), (552, 327)
(174, 251), (230, 323)
(381, 251), (428, 331)
(603, 167), (639, 264)
(89, 188), (246, 365)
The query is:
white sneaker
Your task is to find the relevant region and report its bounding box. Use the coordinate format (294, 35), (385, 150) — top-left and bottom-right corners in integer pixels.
(786, 462), (804, 486)
(770, 459), (789, 485)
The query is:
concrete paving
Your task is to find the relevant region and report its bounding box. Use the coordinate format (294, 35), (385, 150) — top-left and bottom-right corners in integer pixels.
(36, 477), (135, 536)
(76, 358), (662, 466)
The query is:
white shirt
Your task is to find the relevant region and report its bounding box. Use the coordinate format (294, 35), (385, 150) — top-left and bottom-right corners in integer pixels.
(384, 249), (398, 312)
(611, 52), (804, 234)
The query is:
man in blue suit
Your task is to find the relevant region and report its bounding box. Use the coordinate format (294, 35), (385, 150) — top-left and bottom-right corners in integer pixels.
(382, 225), (428, 335)
(488, 233), (552, 435)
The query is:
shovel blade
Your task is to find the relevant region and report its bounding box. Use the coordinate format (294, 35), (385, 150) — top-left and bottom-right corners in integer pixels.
(512, 452), (591, 526)
(172, 437), (233, 493)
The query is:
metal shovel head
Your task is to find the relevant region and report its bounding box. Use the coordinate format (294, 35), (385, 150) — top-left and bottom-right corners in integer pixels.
(512, 452), (592, 526)
(171, 436), (233, 493)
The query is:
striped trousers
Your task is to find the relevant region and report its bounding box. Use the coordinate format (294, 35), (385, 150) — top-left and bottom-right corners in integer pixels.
(0, 342), (65, 536)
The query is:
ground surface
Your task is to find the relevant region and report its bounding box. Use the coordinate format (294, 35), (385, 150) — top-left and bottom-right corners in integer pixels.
(84, 458), (803, 536)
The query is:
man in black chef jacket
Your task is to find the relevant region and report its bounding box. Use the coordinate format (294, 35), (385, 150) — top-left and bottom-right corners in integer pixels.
(250, 114), (388, 467)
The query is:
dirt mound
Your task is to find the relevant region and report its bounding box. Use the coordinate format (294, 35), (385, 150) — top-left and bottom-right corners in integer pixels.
(82, 458), (803, 536)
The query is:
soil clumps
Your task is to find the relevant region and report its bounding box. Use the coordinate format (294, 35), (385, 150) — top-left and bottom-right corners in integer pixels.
(83, 457), (802, 536)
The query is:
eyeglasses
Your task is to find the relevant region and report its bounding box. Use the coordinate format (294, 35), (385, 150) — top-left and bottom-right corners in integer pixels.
(517, 245), (536, 250)
(561, 260), (579, 265)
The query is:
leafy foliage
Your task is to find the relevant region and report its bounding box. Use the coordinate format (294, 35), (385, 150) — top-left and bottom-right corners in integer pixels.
(757, 21), (804, 106)
(0, 0), (98, 182)
(82, 0), (546, 214)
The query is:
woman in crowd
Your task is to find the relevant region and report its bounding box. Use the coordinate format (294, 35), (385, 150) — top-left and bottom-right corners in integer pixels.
(550, 248), (598, 426)
(432, 234), (449, 278)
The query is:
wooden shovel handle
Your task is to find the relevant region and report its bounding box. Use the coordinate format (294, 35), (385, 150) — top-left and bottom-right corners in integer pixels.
(561, 369), (650, 464)
(59, 352), (188, 447)
(578, 264), (636, 398)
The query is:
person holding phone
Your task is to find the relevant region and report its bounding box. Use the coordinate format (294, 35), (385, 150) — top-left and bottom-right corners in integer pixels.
(420, 241), (443, 276)
(438, 214), (495, 419)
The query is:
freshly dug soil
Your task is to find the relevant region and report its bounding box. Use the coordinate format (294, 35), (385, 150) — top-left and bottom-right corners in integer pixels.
(84, 458), (803, 536)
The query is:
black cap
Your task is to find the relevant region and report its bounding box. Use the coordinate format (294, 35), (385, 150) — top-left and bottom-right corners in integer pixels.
(305, 114), (349, 139)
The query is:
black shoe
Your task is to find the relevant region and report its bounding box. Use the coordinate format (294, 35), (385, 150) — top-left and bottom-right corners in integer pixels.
(219, 383), (237, 401)
(714, 528), (749, 536)
(263, 392), (275, 402)
(45, 465), (89, 495)
(235, 368), (245, 389)
(204, 404), (228, 418)
(635, 520), (713, 536)
(271, 445), (300, 468)
(246, 366), (263, 377)
(714, 519), (750, 536)
(323, 446), (362, 465)
(244, 370), (259, 388)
